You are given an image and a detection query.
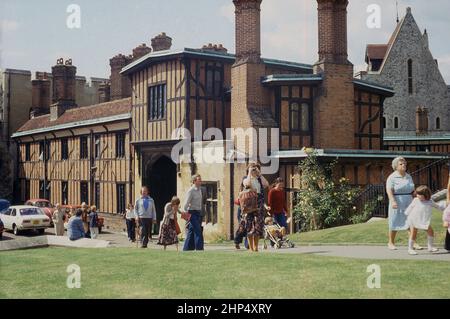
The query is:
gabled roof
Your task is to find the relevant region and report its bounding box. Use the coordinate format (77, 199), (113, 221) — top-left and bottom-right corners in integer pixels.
(376, 11), (408, 73)
(13, 98), (131, 138)
(353, 79), (395, 96)
(365, 44), (388, 63)
(121, 48), (313, 75)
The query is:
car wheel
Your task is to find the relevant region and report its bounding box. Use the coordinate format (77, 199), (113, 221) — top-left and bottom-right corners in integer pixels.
(13, 225), (20, 236)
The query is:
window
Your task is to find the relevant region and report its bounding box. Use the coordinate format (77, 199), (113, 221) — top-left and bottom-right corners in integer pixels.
(116, 132), (126, 158)
(94, 135), (101, 159)
(382, 117), (387, 129)
(80, 136), (88, 159)
(61, 138), (69, 160)
(436, 117), (441, 130)
(39, 141), (45, 161)
(148, 84), (166, 121)
(203, 183), (218, 225)
(62, 181), (68, 205)
(95, 182), (100, 211)
(80, 182), (89, 204)
(39, 180), (45, 199)
(206, 64), (223, 97)
(25, 143), (31, 161)
(24, 180), (30, 201)
(408, 59), (413, 94)
(290, 102), (310, 132)
(46, 183), (51, 201)
(116, 183), (126, 215)
(11, 209), (16, 217)
(4, 208), (12, 216)
(39, 141), (50, 161)
(394, 117), (399, 129)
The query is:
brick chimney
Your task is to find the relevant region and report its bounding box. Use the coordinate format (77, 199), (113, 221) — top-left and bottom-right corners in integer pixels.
(109, 54), (133, 101)
(231, 0), (276, 156)
(132, 43), (152, 61)
(151, 32), (172, 52)
(202, 43), (228, 54)
(98, 81), (111, 103)
(31, 72), (51, 114)
(313, 0), (356, 149)
(234, 0), (261, 63)
(416, 106), (429, 135)
(50, 59), (77, 121)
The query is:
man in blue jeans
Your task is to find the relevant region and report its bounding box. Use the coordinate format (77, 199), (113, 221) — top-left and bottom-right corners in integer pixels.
(183, 174), (204, 251)
(134, 186), (157, 248)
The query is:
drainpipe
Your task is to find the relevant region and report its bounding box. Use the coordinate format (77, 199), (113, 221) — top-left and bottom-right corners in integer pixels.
(230, 160), (235, 240)
(128, 119), (133, 206)
(44, 137), (48, 200)
(89, 129), (94, 205)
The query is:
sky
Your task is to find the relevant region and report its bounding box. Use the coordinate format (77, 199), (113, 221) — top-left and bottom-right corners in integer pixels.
(1, 0), (450, 83)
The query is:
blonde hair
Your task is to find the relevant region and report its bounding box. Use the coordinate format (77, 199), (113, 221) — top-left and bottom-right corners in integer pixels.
(90, 205), (97, 212)
(191, 174), (201, 184)
(392, 157), (407, 171)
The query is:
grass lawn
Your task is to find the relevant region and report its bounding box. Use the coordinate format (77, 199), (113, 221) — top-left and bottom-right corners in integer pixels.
(290, 210), (447, 246)
(1, 247), (450, 299)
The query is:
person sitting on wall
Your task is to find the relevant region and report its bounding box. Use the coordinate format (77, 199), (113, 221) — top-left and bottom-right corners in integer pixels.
(67, 209), (85, 241)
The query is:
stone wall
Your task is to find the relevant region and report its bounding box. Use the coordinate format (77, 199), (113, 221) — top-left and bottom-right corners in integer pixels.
(363, 8), (450, 137)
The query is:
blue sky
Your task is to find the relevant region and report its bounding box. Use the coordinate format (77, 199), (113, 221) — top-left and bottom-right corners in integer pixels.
(1, 0), (450, 83)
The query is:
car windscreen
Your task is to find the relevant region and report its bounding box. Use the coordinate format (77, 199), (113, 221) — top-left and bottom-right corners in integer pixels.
(20, 208), (44, 216)
(35, 201), (51, 208)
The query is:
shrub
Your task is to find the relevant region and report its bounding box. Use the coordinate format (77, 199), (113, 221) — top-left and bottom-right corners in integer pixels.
(293, 150), (362, 231)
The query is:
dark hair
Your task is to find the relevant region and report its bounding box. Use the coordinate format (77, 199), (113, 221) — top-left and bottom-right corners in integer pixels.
(75, 209), (83, 217)
(271, 177), (284, 189)
(416, 185), (431, 201)
(171, 196), (181, 206)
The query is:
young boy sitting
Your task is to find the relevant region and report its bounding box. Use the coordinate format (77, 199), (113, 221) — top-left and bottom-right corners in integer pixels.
(265, 216), (286, 240)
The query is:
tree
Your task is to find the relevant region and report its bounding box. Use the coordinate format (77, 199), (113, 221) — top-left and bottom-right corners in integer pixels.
(0, 142), (13, 201)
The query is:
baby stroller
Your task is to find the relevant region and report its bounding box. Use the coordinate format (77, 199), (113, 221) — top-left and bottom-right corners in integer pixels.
(263, 218), (295, 250)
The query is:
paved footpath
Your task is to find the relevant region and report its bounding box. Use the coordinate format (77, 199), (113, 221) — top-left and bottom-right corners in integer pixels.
(3, 229), (450, 261)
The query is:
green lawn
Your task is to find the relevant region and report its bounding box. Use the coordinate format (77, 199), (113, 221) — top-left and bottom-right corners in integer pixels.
(291, 210), (447, 246)
(1, 247), (450, 299)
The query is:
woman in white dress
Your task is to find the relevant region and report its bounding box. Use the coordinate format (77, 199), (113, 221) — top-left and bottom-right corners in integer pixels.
(405, 185), (446, 255)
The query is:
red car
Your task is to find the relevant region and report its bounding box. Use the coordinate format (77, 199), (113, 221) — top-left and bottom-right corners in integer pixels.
(25, 199), (55, 226)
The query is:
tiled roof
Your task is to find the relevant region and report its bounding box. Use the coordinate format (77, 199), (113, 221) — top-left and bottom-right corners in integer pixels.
(365, 44), (388, 61)
(16, 98), (131, 134)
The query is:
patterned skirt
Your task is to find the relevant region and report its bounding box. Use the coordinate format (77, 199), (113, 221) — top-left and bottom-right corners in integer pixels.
(237, 195), (265, 238)
(157, 220), (179, 246)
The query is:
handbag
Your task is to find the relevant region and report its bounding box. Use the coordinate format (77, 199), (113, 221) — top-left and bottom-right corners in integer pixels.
(181, 212), (191, 222)
(239, 188), (258, 213)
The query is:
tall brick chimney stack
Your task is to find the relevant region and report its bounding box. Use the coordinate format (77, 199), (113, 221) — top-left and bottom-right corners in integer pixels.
(50, 59), (77, 121)
(231, 0), (275, 156)
(151, 33), (172, 52)
(109, 54), (133, 101)
(312, 0), (356, 149)
(31, 73), (51, 111)
(132, 43), (152, 61)
(234, 0), (261, 63)
(98, 82), (111, 103)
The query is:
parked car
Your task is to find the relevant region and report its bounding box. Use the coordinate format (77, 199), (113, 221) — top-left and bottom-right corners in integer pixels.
(0, 205), (51, 235)
(25, 199), (55, 226)
(0, 199), (10, 213)
(0, 219), (4, 239)
(61, 204), (105, 234)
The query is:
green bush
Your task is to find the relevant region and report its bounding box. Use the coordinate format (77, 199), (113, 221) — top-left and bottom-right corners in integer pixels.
(293, 150), (363, 231)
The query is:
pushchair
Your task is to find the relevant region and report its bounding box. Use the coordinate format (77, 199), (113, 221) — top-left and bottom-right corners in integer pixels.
(263, 217), (295, 250)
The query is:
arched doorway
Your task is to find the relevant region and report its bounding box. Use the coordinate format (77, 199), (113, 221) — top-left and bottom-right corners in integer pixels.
(145, 155), (177, 227)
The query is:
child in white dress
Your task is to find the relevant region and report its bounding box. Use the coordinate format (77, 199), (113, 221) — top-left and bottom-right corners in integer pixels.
(405, 185), (446, 255)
